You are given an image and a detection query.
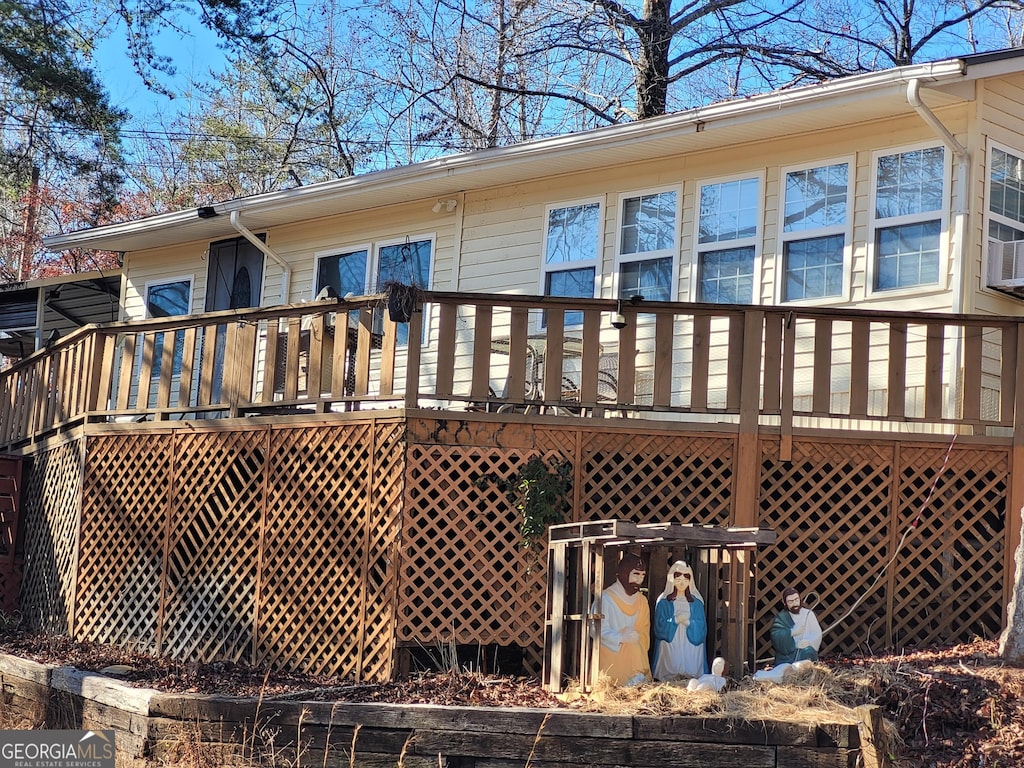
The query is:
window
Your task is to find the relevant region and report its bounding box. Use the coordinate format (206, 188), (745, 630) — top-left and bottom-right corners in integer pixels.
(872, 146), (945, 291)
(617, 189), (676, 301)
(697, 177), (759, 303)
(542, 201), (600, 325)
(315, 248), (368, 299)
(375, 237), (433, 343)
(781, 162), (849, 301)
(144, 277), (192, 389)
(314, 238), (432, 344)
(146, 278), (192, 319)
(989, 146), (1024, 243)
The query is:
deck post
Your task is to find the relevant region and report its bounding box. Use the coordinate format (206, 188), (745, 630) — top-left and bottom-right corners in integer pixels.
(730, 310), (765, 673)
(1005, 324), (1024, 610)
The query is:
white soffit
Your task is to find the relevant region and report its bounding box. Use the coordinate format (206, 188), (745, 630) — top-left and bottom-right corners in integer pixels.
(45, 59), (977, 254)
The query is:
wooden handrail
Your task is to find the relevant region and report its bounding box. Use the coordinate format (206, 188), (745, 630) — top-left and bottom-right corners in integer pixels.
(0, 291), (1019, 451)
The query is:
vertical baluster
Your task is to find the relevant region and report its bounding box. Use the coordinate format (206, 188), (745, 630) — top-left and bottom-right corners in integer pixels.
(689, 313), (709, 411)
(887, 322), (908, 418)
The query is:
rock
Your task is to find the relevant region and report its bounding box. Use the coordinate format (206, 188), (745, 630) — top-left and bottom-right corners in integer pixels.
(100, 665), (135, 678)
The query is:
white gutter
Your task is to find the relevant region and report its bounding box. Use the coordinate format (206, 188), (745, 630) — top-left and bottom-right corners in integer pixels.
(43, 59), (970, 253)
(229, 210), (291, 305)
(906, 77), (970, 424)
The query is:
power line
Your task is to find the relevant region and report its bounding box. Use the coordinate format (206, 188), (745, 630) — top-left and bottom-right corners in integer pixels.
(0, 119), (565, 153)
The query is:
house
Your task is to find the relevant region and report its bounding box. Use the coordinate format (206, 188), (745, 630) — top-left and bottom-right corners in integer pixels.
(42, 49), (1024, 321)
(6, 49), (1024, 681)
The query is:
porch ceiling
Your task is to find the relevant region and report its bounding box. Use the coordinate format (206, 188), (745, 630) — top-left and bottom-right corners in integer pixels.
(45, 60), (976, 254)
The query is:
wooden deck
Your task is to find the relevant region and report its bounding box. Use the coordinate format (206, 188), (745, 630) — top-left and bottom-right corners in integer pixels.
(2, 291), (1022, 446)
(1, 293), (1021, 679)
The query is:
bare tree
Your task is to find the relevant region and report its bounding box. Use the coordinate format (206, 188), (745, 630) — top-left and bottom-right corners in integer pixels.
(745, 0), (1024, 85)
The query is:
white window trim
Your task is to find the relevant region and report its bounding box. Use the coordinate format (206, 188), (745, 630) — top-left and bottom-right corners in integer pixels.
(144, 275), (194, 318)
(983, 139), (1024, 293)
(538, 197), (603, 301)
(866, 142), (950, 298)
(776, 157), (854, 305)
(613, 185), (681, 300)
(312, 243), (372, 300)
(691, 171), (764, 305)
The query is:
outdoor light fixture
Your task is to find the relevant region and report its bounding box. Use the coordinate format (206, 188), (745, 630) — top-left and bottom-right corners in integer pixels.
(432, 198), (458, 213)
(611, 300), (627, 330)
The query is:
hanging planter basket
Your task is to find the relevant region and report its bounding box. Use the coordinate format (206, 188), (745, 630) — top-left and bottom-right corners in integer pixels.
(383, 281), (420, 323)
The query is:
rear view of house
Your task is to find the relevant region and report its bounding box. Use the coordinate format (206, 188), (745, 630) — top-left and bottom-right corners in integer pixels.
(2, 50), (1023, 680)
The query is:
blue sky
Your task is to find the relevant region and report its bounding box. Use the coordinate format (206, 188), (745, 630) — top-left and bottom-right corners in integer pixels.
(90, 16), (227, 128)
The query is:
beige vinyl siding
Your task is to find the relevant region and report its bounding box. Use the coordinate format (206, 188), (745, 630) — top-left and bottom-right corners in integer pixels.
(975, 74), (1024, 317)
(968, 75), (1024, 419)
(119, 85), (1000, 414)
(124, 240), (212, 321)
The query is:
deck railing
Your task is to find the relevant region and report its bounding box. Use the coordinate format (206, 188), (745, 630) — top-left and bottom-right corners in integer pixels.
(1, 291), (1022, 450)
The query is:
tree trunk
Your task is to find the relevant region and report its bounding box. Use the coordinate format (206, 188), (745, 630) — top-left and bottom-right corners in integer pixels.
(999, 506), (1024, 659)
(636, 0), (672, 119)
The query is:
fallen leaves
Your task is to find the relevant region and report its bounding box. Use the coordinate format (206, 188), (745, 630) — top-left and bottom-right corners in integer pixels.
(2, 632), (1023, 766)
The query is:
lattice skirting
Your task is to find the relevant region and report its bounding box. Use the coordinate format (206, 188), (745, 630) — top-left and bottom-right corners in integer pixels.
(403, 421), (1009, 675)
(20, 440), (81, 634)
(13, 417), (1014, 680)
(71, 421), (405, 680)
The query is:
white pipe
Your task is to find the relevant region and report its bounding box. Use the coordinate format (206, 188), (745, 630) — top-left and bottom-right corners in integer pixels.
(907, 78), (970, 423)
(229, 210), (291, 305)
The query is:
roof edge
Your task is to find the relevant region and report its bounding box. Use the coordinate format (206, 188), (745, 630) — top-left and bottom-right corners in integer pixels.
(44, 57), (971, 251)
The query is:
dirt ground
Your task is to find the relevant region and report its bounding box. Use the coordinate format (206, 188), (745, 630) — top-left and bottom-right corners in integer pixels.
(1, 633), (1022, 768)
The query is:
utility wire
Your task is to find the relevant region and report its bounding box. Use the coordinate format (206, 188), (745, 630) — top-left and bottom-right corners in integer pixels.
(821, 433), (958, 636)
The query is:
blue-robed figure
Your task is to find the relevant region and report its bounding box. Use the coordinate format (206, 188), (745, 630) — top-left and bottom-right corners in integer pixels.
(652, 561), (708, 680)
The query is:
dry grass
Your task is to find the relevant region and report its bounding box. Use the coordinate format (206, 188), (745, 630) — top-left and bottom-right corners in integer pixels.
(569, 662), (868, 724)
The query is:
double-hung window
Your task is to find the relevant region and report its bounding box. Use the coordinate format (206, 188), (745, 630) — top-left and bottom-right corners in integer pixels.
(542, 200), (601, 326)
(697, 176), (759, 303)
(987, 146), (1024, 282)
(616, 189), (677, 301)
(872, 146), (946, 291)
(780, 162), (850, 302)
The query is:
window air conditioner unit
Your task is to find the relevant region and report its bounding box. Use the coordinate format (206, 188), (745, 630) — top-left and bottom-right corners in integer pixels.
(987, 239), (1024, 290)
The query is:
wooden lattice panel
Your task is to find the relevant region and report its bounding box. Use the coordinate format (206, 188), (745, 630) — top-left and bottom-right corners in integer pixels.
(255, 423), (402, 680)
(577, 430), (734, 526)
(0, 456), (22, 611)
(160, 429), (267, 661)
(889, 444), (1006, 648)
(19, 441), (81, 634)
(401, 446), (547, 660)
(757, 438), (895, 661)
(362, 422), (406, 680)
(75, 434), (173, 652)
(11, 414), (1017, 684)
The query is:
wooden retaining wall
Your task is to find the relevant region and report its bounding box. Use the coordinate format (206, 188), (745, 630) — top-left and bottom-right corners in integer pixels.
(0, 654), (878, 768)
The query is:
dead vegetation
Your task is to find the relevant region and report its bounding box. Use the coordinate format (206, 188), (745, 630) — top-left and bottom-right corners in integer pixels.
(1, 631), (1023, 767)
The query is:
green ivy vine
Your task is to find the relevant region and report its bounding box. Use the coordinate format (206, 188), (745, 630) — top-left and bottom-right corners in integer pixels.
(477, 455), (573, 565)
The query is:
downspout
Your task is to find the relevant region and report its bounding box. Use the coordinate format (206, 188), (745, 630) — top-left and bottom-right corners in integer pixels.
(907, 78), (970, 312)
(906, 77), (970, 423)
(229, 210), (291, 305)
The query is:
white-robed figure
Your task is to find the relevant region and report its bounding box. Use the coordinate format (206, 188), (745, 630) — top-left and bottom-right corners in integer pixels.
(652, 560), (708, 680)
(591, 553), (652, 686)
(770, 587), (822, 664)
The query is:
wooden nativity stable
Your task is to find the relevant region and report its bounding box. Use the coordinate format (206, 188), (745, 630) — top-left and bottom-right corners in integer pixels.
(543, 520), (777, 692)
